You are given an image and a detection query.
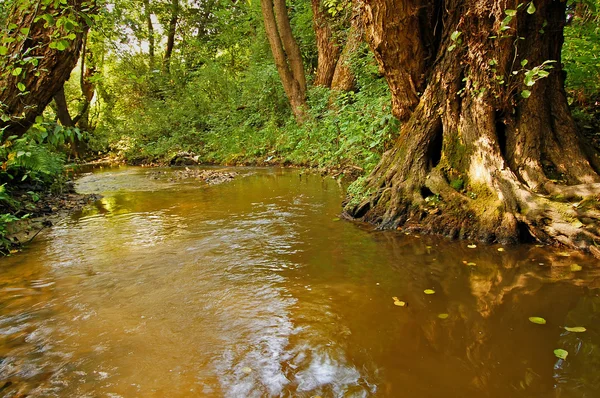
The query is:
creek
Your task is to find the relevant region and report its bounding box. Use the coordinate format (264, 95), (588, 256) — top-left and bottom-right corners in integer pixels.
(0, 167), (599, 397)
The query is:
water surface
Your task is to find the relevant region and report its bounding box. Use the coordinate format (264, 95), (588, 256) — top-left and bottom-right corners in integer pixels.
(1, 167), (599, 397)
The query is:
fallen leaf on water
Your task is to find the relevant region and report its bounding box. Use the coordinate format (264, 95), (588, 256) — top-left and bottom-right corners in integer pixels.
(424, 289), (436, 295)
(467, 262), (476, 266)
(554, 349), (568, 360)
(497, 248), (505, 252)
(529, 317), (547, 325)
(564, 326), (586, 333)
(241, 367), (253, 374)
(426, 246), (432, 249)
(332, 218), (341, 222)
(392, 297), (407, 307)
(468, 244), (477, 249)
(570, 264), (582, 272)
(438, 313), (449, 319)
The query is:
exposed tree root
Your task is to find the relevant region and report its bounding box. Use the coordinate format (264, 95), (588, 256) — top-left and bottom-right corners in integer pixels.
(345, 167), (600, 256)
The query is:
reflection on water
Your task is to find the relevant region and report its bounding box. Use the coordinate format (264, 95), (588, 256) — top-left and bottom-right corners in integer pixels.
(0, 167), (599, 397)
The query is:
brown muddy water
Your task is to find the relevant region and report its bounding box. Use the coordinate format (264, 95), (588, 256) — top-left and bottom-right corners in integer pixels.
(0, 166), (599, 398)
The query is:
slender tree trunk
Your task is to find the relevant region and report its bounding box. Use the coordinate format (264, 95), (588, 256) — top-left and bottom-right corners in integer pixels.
(163, 0), (179, 73)
(53, 87), (74, 127)
(311, 0), (340, 87)
(345, 0), (600, 253)
(143, 0), (155, 69)
(261, 0), (307, 122)
(74, 32), (96, 132)
(0, 0), (92, 140)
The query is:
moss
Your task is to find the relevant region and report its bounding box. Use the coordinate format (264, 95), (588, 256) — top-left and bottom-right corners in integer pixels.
(345, 176), (372, 208)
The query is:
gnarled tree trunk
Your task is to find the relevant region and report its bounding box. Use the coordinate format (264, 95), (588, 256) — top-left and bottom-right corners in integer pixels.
(311, 0), (341, 87)
(0, 0), (91, 140)
(345, 0), (600, 254)
(261, 0), (307, 122)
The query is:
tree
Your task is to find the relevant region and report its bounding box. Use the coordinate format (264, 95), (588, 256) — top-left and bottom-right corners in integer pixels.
(331, 1), (363, 92)
(311, 0), (341, 87)
(260, 0), (307, 122)
(143, 0), (156, 69)
(163, 0), (180, 73)
(345, 0), (600, 253)
(0, 0), (93, 140)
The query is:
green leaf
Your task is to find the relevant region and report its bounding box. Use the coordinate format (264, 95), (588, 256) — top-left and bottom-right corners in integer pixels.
(521, 59), (529, 67)
(56, 40), (69, 51)
(424, 289), (436, 295)
(505, 9), (517, 17)
(527, 2), (536, 14)
(0, 46), (8, 56)
(12, 67), (22, 76)
(529, 316), (546, 325)
(20, 28), (30, 36)
(554, 349), (568, 360)
(438, 313), (449, 319)
(17, 82), (26, 92)
(451, 30), (462, 41)
(564, 326), (586, 333)
(521, 90), (532, 98)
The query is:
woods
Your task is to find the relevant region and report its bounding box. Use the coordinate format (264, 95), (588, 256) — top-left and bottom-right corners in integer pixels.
(1, 0), (600, 253)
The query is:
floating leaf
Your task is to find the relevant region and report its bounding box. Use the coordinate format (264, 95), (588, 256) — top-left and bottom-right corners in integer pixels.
(467, 244), (477, 249)
(554, 349), (568, 360)
(392, 297), (407, 307)
(241, 367), (252, 374)
(332, 217), (340, 222)
(467, 262), (477, 266)
(570, 264), (582, 272)
(424, 289), (436, 295)
(497, 247), (505, 252)
(529, 317), (547, 325)
(564, 326), (586, 333)
(438, 313), (449, 319)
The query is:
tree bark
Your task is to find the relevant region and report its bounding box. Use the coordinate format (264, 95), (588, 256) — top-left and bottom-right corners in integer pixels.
(345, 0), (600, 253)
(261, 0), (307, 122)
(163, 0), (179, 73)
(0, 0), (91, 140)
(311, 0), (341, 87)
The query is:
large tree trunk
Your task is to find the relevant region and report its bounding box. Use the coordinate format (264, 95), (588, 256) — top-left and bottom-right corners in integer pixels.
(311, 0), (341, 87)
(345, 0), (600, 254)
(0, 0), (91, 140)
(261, 0), (307, 122)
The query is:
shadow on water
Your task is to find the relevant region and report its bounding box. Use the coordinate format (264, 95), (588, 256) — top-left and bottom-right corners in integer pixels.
(0, 167), (598, 397)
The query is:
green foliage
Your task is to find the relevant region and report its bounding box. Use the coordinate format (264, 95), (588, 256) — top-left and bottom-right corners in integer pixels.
(564, 2), (600, 98)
